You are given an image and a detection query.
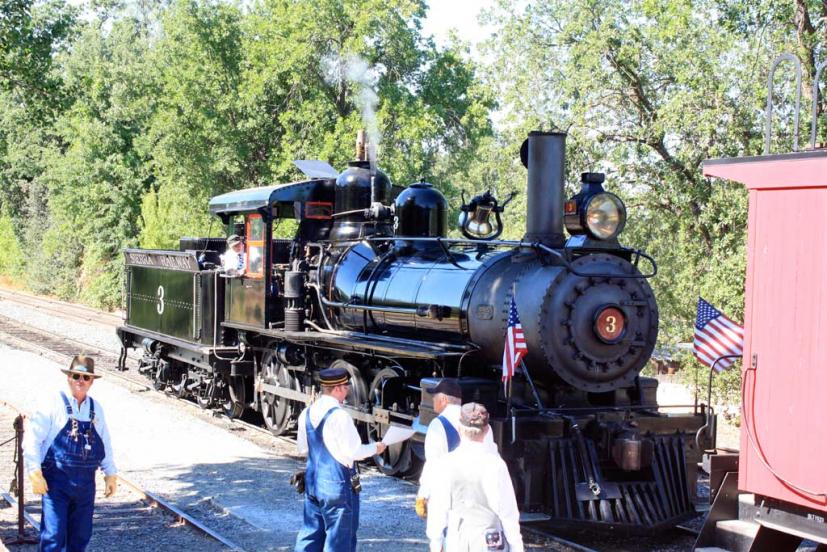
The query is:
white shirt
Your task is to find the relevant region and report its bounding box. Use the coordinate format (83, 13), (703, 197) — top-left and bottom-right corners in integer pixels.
(23, 392), (117, 477)
(418, 404), (496, 499)
(426, 440), (524, 552)
(296, 395), (378, 468)
(220, 250), (245, 275)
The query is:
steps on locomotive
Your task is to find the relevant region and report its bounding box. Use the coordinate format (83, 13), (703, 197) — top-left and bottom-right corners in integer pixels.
(695, 494), (764, 552)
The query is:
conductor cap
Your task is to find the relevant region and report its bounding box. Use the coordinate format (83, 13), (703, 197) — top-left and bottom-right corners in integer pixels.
(425, 378), (462, 399)
(319, 367), (349, 386)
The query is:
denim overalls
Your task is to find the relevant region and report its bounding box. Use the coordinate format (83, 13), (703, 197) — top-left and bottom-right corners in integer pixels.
(39, 392), (106, 552)
(295, 407), (359, 552)
(437, 415), (460, 452)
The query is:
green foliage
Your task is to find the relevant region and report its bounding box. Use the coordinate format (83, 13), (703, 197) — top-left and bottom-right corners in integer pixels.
(0, 211), (23, 279)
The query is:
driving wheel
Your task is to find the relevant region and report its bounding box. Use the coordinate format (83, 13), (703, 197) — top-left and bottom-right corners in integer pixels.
(221, 375), (246, 419)
(260, 351), (299, 436)
(368, 367), (421, 478)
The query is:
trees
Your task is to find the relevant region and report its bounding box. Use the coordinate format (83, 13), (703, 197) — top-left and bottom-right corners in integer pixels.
(0, 0), (492, 305)
(481, 0), (819, 342)
(0, 0), (77, 283)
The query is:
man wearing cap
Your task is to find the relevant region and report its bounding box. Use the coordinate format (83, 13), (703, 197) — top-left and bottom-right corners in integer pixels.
(426, 402), (524, 552)
(294, 366), (387, 552)
(416, 379), (495, 519)
(221, 234), (245, 276)
(23, 355), (118, 552)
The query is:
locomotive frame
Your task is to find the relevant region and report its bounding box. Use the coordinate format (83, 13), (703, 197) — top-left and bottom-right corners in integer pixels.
(117, 131), (712, 533)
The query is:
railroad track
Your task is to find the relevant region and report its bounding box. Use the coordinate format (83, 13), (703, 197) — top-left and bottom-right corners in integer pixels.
(0, 403), (241, 551)
(0, 289), (122, 328)
(0, 289), (703, 552)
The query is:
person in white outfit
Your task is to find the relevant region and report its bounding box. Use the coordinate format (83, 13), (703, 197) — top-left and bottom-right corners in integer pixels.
(416, 379), (495, 518)
(220, 234), (245, 276)
(426, 403), (524, 552)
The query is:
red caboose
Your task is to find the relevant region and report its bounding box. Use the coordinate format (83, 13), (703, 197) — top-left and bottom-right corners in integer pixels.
(695, 54), (827, 551)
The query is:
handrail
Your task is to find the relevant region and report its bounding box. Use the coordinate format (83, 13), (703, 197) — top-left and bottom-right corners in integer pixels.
(765, 53), (802, 154)
(693, 354), (742, 451)
(810, 59), (827, 149)
(362, 236), (658, 279)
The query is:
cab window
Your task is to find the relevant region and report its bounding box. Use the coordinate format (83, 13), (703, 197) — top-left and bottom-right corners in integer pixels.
(245, 214), (265, 278)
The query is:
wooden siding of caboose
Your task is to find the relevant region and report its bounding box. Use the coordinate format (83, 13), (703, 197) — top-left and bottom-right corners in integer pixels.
(704, 151), (827, 514)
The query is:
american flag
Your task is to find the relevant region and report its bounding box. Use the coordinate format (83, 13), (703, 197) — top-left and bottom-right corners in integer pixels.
(694, 297), (744, 371)
(502, 296), (528, 384)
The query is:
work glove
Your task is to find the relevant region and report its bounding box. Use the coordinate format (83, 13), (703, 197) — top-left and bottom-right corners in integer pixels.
(415, 496), (427, 518)
(29, 470), (48, 495)
(104, 475), (118, 498)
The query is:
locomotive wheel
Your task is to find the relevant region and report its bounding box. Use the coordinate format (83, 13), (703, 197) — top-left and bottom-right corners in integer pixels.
(221, 375), (246, 419)
(169, 371), (188, 399)
(367, 368), (422, 478)
(152, 361), (167, 391)
(260, 352), (298, 436)
(196, 378), (213, 409)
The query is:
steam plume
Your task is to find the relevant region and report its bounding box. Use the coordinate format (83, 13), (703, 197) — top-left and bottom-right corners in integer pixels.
(323, 54), (381, 172)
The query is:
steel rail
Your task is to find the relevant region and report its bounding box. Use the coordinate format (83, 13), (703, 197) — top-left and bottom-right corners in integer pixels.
(117, 477), (245, 551)
(520, 525), (599, 552)
(0, 492), (41, 533)
(0, 289), (122, 327)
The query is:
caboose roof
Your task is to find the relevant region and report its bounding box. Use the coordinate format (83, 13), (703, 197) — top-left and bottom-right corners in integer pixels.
(208, 178), (335, 215)
(703, 150), (827, 189)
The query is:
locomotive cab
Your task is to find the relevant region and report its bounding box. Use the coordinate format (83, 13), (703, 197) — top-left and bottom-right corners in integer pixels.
(207, 178), (336, 331)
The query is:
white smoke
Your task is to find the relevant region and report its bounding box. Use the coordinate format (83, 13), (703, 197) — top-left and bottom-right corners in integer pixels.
(323, 54), (381, 171)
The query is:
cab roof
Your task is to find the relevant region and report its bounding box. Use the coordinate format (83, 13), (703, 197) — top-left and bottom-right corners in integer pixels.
(208, 179), (335, 215)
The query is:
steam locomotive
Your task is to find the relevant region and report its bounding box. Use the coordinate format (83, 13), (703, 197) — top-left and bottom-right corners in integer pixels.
(117, 131), (710, 532)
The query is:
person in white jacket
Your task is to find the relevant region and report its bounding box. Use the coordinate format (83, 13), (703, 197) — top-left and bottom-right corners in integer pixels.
(220, 234), (246, 276)
(416, 379), (495, 518)
(426, 403), (524, 552)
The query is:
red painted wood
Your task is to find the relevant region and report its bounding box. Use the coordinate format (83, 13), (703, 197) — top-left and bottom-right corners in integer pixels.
(707, 155), (827, 512)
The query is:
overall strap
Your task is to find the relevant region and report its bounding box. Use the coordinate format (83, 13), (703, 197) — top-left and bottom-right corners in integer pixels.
(305, 405), (339, 433)
(437, 415), (460, 452)
(59, 392), (73, 416)
(88, 397), (95, 422)
(316, 406), (339, 433)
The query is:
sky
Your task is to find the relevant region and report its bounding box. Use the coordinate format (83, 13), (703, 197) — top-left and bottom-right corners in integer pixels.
(421, 0), (497, 53)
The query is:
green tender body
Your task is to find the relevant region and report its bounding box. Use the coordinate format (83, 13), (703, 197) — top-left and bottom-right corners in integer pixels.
(128, 265), (196, 341)
(123, 249), (218, 344)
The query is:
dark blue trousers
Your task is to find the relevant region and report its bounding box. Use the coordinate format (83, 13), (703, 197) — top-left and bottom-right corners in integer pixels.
(294, 491), (360, 552)
(39, 468), (96, 552)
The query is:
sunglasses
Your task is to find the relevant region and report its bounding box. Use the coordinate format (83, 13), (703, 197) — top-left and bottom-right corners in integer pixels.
(71, 374), (93, 382)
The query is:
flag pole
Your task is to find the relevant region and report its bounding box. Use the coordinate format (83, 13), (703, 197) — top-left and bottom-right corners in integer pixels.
(520, 359), (543, 409)
(507, 283), (515, 443)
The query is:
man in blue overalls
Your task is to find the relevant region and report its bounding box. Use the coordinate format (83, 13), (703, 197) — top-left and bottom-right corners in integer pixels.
(294, 367), (386, 552)
(24, 355), (118, 552)
(416, 379), (496, 518)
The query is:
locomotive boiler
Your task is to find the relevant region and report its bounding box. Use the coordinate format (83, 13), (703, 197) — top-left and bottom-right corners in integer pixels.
(117, 130), (710, 532)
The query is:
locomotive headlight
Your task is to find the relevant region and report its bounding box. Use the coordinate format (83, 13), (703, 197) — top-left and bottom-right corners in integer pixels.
(584, 193), (626, 240)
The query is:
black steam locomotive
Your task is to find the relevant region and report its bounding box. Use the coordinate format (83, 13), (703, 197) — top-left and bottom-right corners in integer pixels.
(117, 131), (710, 532)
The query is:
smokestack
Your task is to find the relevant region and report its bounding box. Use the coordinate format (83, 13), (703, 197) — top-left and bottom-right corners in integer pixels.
(356, 129), (367, 161)
(522, 131), (566, 247)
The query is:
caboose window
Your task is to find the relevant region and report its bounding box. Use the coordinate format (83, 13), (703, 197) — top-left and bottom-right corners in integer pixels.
(245, 214), (265, 278)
